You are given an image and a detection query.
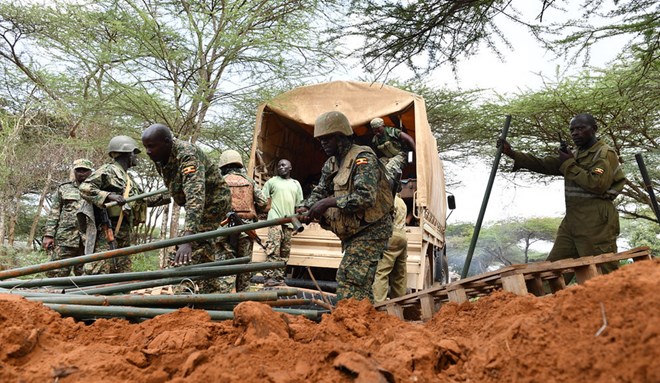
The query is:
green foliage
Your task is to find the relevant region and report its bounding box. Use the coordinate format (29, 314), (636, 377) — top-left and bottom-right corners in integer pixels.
(446, 216), (560, 276)
(0, 246), (49, 279)
(621, 215), (660, 255)
(343, 1), (658, 76)
(131, 250), (161, 272)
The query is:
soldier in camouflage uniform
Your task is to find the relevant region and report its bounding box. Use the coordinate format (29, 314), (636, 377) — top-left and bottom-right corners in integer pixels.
(42, 159), (94, 278)
(499, 113), (626, 269)
(369, 117), (416, 182)
(297, 111), (393, 302)
(219, 149), (268, 292)
(80, 136), (169, 275)
(142, 124), (232, 294)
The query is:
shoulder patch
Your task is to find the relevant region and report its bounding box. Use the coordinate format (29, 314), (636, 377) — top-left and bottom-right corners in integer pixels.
(182, 165), (197, 175)
(355, 157), (369, 165)
(593, 167), (604, 175)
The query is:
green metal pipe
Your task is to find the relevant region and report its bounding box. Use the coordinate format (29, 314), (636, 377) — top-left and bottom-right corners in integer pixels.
(27, 290), (286, 306)
(44, 303), (322, 321)
(65, 262), (285, 295)
(0, 257), (254, 288)
(104, 187), (169, 208)
(462, 115), (511, 279)
(0, 216), (301, 280)
(44, 303), (235, 321)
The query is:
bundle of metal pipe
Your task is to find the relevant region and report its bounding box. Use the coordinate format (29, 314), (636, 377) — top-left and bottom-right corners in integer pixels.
(0, 215), (303, 280)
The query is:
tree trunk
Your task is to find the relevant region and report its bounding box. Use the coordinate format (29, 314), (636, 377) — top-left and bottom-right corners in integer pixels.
(28, 172), (52, 248)
(7, 199), (18, 246)
(158, 203), (170, 268)
(0, 192), (5, 246)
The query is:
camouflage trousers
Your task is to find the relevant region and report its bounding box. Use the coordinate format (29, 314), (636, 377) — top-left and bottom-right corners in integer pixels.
(46, 245), (85, 278)
(336, 215), (392, 303)
(84, 222), (132, 275)
(172, 238), (233, 294)
(372, 230), (408, 303)
(380, 153), (406, 183)
(217, 232), (254, 293)
(263, 225), (293, 283)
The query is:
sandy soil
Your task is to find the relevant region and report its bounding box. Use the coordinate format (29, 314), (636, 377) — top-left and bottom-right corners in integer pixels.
(1, 259), (658, 383)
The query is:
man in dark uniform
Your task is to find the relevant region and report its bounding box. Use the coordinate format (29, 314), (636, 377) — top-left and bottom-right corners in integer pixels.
(42, 158), (94, 277)
(297, 111), (393, 302)
(499, 113), (626, 265)
(369, 117), (416, 182)
(141, 123), (232, 293)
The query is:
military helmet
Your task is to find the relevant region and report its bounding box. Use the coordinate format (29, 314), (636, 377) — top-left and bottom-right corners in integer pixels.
(370, 117), (385, 129)
(107, 135), (141, 156)
(219, 149), (244, 168)
(72, 158), (94, 170)
(314, 111), (353, 138)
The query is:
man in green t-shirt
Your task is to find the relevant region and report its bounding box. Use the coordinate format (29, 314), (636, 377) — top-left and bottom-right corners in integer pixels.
(261, 159), (303, 286)
(370, 117), (416, 183)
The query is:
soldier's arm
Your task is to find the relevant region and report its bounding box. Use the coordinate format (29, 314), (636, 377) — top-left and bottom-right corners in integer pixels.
(560, 150), (618, 195)
(253, 182), (269, 214)
(300, 161), (333, 208)
(400, 131), (416, 152)
(79, 168), (113, 207)
(336, 151), (379, 212)
(512, 151), (563, 176)
(179, 154), (206, 234)
(43, 187), (62, 238)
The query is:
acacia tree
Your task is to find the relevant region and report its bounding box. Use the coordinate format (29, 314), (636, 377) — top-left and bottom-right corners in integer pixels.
(343, 0), (659, 77)
(0, 0), (338, 246)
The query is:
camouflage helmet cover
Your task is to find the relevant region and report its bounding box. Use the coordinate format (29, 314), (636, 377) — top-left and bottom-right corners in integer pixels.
(314, 111), (353, 138)
(72, 158), (94, 170)
(219, 149), (244, 168)
(370, 117), (384, 129)
(107, 135), (141, 156)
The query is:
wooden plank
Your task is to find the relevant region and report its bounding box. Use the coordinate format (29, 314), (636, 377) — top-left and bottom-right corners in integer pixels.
(386, 303), (404, 320)
(419, 293), (436, 321)
(526, 276), (545, 296)
(548, 275), (566, 293)
(447, 287), (468, 303)
(575, 264), (599, 284)
(501, 273), (528, 296)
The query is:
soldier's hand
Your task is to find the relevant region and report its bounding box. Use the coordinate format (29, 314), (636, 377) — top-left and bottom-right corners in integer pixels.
(497, 139), (514, 158)
(558, 147), (573, 163)
(42, 236), (54, 250)
(175, 243), (193, 265)
(307, 197), (337, 221)
(106, 193), (126, 206)
(296, 207), (311, 223)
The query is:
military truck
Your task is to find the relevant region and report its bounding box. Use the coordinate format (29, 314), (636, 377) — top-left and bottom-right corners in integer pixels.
(247, 81), (452, 292)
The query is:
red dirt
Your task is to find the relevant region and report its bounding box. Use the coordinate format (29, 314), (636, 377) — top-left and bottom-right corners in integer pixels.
(1, 259), (658, 383)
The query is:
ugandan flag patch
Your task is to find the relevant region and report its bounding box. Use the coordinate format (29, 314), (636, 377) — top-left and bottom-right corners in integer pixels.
(593, 168), (604, 175)
(355, 157), (369, 165)
(182, 165), (197, 175)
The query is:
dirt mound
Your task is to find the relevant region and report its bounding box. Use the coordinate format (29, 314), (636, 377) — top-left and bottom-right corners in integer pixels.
(1, 259), (658, 382)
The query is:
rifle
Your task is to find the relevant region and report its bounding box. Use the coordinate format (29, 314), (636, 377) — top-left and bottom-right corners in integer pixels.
(104, 187), (169, 208)
(224, 212), (267, 250)
(558, 132), (569, 153)
(94, 206), (118, 250)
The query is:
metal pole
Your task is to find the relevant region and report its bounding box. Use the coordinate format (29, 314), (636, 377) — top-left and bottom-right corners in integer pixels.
(104, 187), (169, 208)
(65, 262), (285, 295)
(461, 115), (511, 278)
(26, 290), (294, 306)
(0, 216), (300, 280)
(0, 257), (252, 288)
(635, 153), (660, 223)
